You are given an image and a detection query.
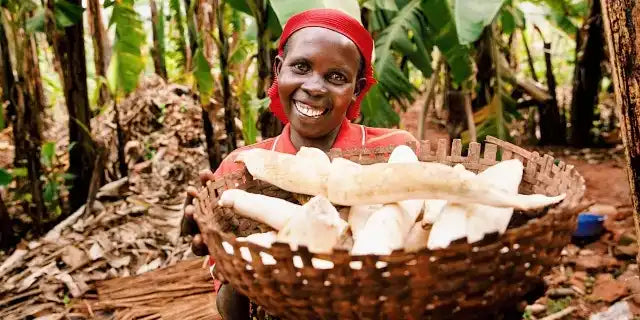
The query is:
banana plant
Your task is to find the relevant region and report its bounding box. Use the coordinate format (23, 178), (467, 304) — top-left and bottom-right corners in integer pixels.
(360, 0), (476, 126)
(105, 0), (146, 97)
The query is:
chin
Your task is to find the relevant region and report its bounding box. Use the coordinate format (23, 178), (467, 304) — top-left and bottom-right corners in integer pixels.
(290, 119), (329, 138)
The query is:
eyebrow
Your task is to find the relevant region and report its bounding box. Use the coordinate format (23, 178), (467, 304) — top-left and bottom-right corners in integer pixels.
(287, 53), (357, 76)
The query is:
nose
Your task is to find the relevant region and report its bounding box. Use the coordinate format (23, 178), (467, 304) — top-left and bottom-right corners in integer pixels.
(300, 73), (327, 96)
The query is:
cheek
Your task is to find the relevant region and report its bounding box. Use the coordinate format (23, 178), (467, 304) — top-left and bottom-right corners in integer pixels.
(330, 87), (356, 113)
(277, 74), (297, 105)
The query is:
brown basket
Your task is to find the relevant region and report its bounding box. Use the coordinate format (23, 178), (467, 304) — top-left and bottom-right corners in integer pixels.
(195, 137), (587, 320)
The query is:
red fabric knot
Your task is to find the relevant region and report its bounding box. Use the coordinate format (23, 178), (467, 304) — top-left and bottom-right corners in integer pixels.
(267, 8), (377, 124)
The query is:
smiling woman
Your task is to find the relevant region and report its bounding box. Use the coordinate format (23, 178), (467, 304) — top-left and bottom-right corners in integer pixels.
(181, 8), (418, 319)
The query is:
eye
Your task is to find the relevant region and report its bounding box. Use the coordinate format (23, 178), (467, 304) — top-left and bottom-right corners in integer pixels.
(292, 62), (309, 73)
(328, 72), (347, 83)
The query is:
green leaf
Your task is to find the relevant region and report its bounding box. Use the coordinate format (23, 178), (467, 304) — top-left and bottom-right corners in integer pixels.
(26, 0), (84, 33)
(454, 0), (505, 44)
(421, 0), (473, 84)
(546, 8), (578, 35)
(107, 0), (146, 94)
(269, 0), (362, 27)
(25, 10), (44, 33)
(55, 0), (84, 27)
(375, 0), (398, 11)
(238, 92), (259, 145)
(228, 0), (282, 35)
(0, 168), (11, 187)
(12, 167), (27, 177)
(500, 8), (516, 35)
(527, 0), (582, 36)
(373, 0), (423, 101)
(193, 48), (213, 103)
(44, 181), (58, 203)
(41, 142), (56, 167)
(360, 85), (399, 127)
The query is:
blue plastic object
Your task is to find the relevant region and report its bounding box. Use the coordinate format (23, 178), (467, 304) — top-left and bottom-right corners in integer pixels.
(573, 213), (605, 238)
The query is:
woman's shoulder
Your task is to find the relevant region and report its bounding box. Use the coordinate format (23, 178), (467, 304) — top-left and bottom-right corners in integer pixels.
(363, 125), (418, 148)
(212, 137), (277, 178)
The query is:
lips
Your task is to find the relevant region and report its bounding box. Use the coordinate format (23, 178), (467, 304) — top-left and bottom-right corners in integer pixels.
(294, 100), (328, 118)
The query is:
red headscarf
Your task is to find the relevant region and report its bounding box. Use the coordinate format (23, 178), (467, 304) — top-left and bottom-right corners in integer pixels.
(267, 8), (376, 124)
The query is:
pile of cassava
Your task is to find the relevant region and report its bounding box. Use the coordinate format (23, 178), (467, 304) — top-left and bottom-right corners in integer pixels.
(215, 145), (564, 267)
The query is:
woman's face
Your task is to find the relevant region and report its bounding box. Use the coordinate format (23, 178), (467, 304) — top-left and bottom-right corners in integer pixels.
(275, 27), (365, 138)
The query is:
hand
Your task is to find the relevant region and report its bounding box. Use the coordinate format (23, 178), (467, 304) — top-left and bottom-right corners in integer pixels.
(181, 169), (216, 256)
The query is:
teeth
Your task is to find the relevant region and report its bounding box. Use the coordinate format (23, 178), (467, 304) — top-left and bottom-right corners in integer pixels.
(295, 101), (325, 117)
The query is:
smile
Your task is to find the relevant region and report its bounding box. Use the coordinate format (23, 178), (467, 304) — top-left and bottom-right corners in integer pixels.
(294, 100), (328, 118)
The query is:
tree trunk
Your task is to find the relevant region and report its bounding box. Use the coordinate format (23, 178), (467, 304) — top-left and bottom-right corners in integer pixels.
(23, 34), (46, 232)
(87, 0), (111, 107)
(214, 0), (237, 152)
(150, 0), (167, 80)
(249, 0), (282, 139)
(444, 65), (466, 139)
(601, 0), (640, 264)
(0, 190), (12, 248)
(202, 109), (221, 169)
(47, 0), (95, 213)
(114, 100), (127, 178)
(521, 28), (539, 83)
(171, 0), (191, 71)
(539, 41), (566, 145)
(191, 0), (221, 170)
(184, 0), (198, 72)
(0, 13), (16, 132)
(571, 0), (605, 147)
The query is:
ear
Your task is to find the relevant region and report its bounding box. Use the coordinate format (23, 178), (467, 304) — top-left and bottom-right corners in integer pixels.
(274, 55), (284, 79)
(354, 77), (367, 98)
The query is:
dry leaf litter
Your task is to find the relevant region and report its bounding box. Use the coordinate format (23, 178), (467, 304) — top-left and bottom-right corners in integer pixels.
(0, 76), (226, 319)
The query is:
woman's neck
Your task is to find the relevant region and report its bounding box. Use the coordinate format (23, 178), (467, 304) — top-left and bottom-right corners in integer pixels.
(289, 124), (343, 152)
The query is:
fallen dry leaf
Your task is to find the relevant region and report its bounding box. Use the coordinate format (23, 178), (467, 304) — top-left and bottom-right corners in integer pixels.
(615, 243), (639, 257)
(61, 246), (88, 270)
(574, 255), (621, 271)
(569, 271), (588, 293)
(591, 278), (629, 303)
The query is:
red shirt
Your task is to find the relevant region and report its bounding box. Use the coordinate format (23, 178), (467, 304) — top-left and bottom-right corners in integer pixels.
(207, 118), (418, 287)
(213, 118), (418, 179)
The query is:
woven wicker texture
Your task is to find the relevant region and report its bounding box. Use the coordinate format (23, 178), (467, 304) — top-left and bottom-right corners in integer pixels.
(195, 137), (586, 320)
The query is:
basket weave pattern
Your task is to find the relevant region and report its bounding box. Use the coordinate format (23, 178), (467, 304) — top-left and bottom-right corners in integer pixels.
(195, 137), (586, 320)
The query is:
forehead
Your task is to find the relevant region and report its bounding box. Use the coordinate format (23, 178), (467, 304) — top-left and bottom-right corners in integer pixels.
(285, 27), (360, 62)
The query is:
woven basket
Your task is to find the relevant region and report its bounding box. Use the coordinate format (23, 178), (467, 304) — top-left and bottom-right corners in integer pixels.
(195, 137), (586, 320)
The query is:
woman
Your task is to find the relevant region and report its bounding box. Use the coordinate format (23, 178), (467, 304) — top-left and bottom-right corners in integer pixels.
(183, 8), (418, 319)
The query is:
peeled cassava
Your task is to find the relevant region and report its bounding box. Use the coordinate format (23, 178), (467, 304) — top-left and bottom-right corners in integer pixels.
(235, 147), (564, 211)
(351, 146), (423, 255)
(426, 159), (529, 249)
(219, 189), (347, 254)
(348, 204), (382, 241)
(234, 147), (330, 197)
(328, 159), (565, 210)
(218, 189), (300, 230)
(277, 195), (348, 254)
